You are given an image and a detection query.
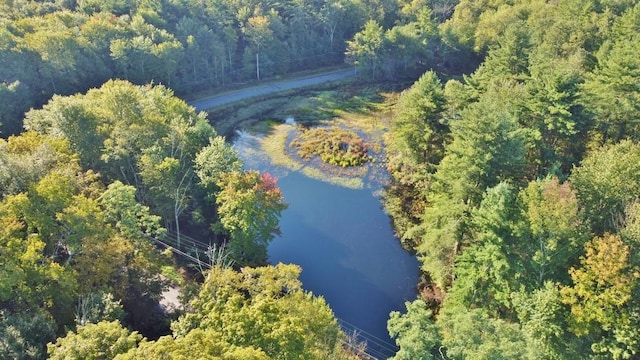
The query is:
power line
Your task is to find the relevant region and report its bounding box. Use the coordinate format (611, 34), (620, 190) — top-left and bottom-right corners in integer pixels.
(152, 233), (399, 359)
(152, 232), (212, 270)
(152, 237), (211, 269)
(338, 318), (399, 359)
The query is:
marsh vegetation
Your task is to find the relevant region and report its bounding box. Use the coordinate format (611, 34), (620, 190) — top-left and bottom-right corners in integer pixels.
(290, 126), (370, 167)
(217, 85), (397, 189)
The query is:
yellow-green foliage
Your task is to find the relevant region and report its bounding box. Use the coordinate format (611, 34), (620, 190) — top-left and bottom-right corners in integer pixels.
(169, 264), (344, 360)
(290, 126), (370, 167)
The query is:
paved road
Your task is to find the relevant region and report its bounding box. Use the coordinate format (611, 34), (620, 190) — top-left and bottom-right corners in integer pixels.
(188, 68), (355, 111)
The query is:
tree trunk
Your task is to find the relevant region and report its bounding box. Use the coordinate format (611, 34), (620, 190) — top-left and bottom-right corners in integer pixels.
(175, 202), (181, 248)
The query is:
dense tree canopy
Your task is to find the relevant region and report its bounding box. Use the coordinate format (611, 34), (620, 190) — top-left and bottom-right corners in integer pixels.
(1, 81), (290, 358)
(0, 0), (384, 134)
(24, 80), (232, 242)
(0, 139), (169, 349)
(3, 0), (640, 358)
(382, 0), (640, 358)
(48, 320), (142, 360)
(46, 265), (358, 360)
(112, 264), (352, 360)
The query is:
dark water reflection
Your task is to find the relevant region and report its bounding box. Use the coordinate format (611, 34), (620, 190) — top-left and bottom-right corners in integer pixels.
(234, 131), (419, 352)
(269, 172), (419, 347)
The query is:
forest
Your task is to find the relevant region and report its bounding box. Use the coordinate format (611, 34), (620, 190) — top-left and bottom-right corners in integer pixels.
(0, 0), (445, 136)
(383, 0), (640, 358)
(1, 0), (639, 358)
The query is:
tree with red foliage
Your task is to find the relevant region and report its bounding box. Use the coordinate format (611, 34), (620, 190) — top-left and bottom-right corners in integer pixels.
(215, 171), (288, 265)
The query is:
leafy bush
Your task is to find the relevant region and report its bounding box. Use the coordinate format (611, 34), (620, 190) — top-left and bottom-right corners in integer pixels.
(290, 126), (370, 167)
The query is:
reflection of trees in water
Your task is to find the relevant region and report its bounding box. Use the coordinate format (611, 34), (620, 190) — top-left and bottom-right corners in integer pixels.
(233, 130), (290, 179)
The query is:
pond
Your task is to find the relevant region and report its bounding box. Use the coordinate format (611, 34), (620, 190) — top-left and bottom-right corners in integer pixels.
(235, 130), (419, 358)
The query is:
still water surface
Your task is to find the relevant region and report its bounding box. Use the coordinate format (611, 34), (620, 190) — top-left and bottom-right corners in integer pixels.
(235, 131), (419, 354)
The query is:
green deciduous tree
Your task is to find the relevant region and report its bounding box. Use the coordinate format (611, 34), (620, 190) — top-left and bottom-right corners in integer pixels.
(242, 14), (275, 81)
(0, 129), (170, 340)
(110, 16), (184, 86)
(0, 190), (78, 327)
(0, 80), (34, 135)
(216, 171), (287, 265)
(74, 291), (125, 327)
(194, 136), (242, 197)
(437, 306), (528, 360)
(24, 80), (216, 239)
(319, 0), (349, 53)
(94, 181), (168, 335)
(569, 140), (640, 235)
(0, 24), (38, 134)
(99, 181), (164, 241)
(513, 282), (584, 360)
(171, 264), (342, 360)
(380, 6), (440, 77)
(561, 234), (640, 358)
(0, 309), (56, 360)
(519, 177), (588, 286)
(440, 0), (537, 53)
(346, 20), (386, 80)
(139, 145), (193, 245)
(0, 131), (77, 198)
(387, 299), (440, 360)
(23, 94), (104, 169)
(174, 17), (226, 91)
(620, 201), (640, 265)
(48, 320), (142, 360)
(22, 15), (83, 94)
(115, 328), (270, 360)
